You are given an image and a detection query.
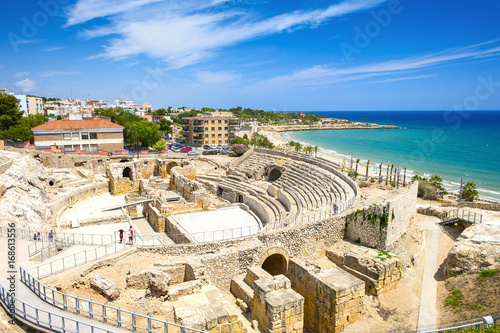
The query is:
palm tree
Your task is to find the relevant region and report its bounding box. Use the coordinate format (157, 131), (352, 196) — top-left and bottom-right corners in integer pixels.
(379, 163), (383, 184)
(403, 168), (407, 187)
(313, 145), (319, 157)
(365, 159), (370, 177)
(355, 158), (360, 173)
(386, 165), (390, 185)
(390, 164), (394, 183)
(295, 143), (302, 152)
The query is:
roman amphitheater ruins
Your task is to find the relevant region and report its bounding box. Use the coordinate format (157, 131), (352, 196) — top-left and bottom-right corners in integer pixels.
(2, 145), (471, 333)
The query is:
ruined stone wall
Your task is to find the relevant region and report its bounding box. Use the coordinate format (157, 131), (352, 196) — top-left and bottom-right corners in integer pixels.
(169, 165), (202, 202)
(385, 181), (418, 247)
(143, 202), (166, 232)
(345, 182), (417, 250)
(286, 259), (364, 333)
(12, 148), (109, 172)
(252, 274), (304, 333)
(60, 215), (129, 230)
(458, 201), (500, 212)
(51, 183), (109, 215)
(139, 213), (348, 290)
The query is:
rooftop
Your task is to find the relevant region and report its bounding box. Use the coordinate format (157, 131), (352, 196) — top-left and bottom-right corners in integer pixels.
(32, 117), (124, 131)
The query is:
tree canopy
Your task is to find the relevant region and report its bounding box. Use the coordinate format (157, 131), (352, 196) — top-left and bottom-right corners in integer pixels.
(0, 94), (24, 130)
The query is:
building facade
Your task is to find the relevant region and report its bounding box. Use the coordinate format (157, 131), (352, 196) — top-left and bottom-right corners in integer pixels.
(27, 96), (44, 115)
(182, 117), (238, 146)
(32, 114), (124, 152)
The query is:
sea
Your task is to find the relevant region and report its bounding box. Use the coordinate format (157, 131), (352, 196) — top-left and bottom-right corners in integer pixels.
(284, 111), (500, 201)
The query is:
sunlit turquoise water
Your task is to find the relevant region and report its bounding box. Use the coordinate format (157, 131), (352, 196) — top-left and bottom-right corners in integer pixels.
(285, 111), (500, 201)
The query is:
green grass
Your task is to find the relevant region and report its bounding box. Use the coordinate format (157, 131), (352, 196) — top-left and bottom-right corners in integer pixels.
(375, 249), (393, 262)
(445, 288), (464, 308)
(479, 269), (500, 283)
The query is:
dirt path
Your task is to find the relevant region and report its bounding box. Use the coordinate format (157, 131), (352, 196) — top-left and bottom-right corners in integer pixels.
(417, 217), (440, 330)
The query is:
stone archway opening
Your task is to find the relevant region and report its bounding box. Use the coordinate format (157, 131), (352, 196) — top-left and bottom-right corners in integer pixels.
(267, 168), (282, 182)
(217, 186), (223, 197)
(166, 162), (179, 175)
(237, 194), (244, 203)
(122, 167), (132, 179)
(262, 253), (287, 276)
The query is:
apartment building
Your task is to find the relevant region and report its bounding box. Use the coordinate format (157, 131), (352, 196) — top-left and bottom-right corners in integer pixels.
(32, 113), (124, 152)
(182, 117), (238, 146)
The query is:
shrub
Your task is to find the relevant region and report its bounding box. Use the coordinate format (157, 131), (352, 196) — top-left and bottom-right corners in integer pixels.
(445, 288), (464, 308)
(230, 144), (248, 156)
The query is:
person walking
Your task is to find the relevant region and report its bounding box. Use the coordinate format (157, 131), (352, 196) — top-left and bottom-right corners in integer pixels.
(333, 204), (338, 215)
(48, 230), (54, 242)
(118, 228), (124, 244)
(128, 226), (134, 245)
(37, 232), (42, 241)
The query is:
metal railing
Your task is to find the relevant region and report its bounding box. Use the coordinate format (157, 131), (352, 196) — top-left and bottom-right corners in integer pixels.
(0, 282), (115, 333)
(28, 239), (72, 262)
(268, 193), (357, 230)
(19, 267), (206, 333)
(27, 243), (128, 280)
(416, 313), (500, 332)
(441, 208), (483, 225)
(0, 226), (114, 245)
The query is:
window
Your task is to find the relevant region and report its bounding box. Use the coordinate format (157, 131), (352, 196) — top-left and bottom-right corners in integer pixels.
(224, 127), (228, 130)
(218, 140), (222, 144)
(90, 132), (97, 139)
(63, 133), (71, 140)
(218, 120), (222, 124)
(211, 127), (215, 131)
(211, 140), (215, 144)
(218, 134), (222, 138)
(224, 140), (228, 143)
(205, 140), (209, 144)
(204, 134), (209, 138)
(81, 132), (89, 140)
(211, 120), (215, 124)
(205, 127), (208, 130)
(204, 120), (208, 124)
(211, 134), (215, 138)
(90, 144), (98, 151)
(225, 133), (228, 137)
(224, 120), (228, 123)
(218, 127), (222, 130)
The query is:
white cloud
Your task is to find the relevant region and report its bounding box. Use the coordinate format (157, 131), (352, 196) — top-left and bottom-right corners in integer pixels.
(196, 71), (241, 85)
(42, 46), (66, 52)
(65, 0), (165, 27)
(14, 78), (36, 92)
(374, 74), (436, 84)
(40, 71), (82, 78)
(15, 71), (30, 78)
(259, 41), (500, 88)
(68, 0), (387, 68)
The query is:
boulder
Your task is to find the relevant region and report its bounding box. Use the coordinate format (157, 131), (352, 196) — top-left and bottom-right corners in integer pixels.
(149, 269), (172, 296)
(90, 274), (120, 300)
(126, 270), (152, 289)
(445, 223), (500, 276)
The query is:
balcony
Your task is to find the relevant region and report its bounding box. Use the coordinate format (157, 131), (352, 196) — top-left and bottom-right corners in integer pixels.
(193, 129), (204, 133)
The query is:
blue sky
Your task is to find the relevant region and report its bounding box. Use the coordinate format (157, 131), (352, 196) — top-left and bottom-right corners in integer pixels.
(1, 0), (500, 111)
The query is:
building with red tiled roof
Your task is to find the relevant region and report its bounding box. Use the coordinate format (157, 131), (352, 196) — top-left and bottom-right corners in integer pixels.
(32, 114), (124, 152)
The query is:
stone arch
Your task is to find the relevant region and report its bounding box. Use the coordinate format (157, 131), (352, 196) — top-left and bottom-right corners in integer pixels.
(166, 161), (179, 175)
(237, 194), (244, 203)
(217, 186), (223, 197)
(122, 167), (133, 179)
(259, 246), (289, 276)
(265, 165), (283, 182)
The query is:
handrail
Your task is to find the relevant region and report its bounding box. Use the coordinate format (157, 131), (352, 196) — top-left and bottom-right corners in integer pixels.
(0, 282), (115, 333)
(19, 267), (206, 333)
(441, 208), (484, 224)
(0, 226), (114, 245)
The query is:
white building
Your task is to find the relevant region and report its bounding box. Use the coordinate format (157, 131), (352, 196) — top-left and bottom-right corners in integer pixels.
(13, 94), (28, 117)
